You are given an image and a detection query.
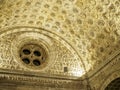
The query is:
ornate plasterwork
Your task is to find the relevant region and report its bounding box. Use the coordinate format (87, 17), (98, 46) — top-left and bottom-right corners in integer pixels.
(0, 0), (120, 89)
(0, 0), (119, 76)
(89, 52), (120, 90)
(0, 72), (86, 89)
(100, 69), (120, 90)
(0, 26), (87, 89)
(0, 27), (86, 78)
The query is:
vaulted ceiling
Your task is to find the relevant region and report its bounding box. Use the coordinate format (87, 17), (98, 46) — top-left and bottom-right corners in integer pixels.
(0, 0), (119, 80)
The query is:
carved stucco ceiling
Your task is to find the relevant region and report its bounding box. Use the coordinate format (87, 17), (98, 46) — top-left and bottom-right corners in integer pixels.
(0, 0), (119, 79)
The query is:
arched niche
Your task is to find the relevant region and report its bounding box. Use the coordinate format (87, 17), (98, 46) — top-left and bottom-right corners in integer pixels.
(105, 78), (120, 90)
(100, 69), (120, 90)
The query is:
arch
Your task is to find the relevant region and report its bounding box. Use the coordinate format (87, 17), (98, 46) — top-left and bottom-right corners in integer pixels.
(105, 77), (120, 90)
(100, 69), (120, 90)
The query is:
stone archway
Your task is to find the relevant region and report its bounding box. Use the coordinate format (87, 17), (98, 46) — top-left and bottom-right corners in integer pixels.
(105, 77), (120, 90)
(100, 69), (120, 90)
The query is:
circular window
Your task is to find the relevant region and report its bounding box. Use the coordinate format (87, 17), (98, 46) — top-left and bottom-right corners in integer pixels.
(34, 51), (41, 56)
(33, 59), (41, 66)
(19, 44), (47, 68)
(23, 49), (31, 55)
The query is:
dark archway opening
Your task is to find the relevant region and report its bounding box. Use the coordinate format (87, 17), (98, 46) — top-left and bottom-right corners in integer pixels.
(105, 78), (120, 90)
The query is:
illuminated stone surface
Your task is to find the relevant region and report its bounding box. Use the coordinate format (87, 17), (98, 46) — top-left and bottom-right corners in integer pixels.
(0, 0), (120, 90)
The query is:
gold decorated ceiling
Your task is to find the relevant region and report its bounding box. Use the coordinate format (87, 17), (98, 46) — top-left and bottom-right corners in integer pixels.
(0, 0), (120, 78)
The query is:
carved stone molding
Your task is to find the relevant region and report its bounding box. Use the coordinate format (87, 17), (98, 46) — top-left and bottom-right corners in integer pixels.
(0, 72), (86, 89)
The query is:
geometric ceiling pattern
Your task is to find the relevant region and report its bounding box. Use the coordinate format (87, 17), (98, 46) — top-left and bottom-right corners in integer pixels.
(0, 0), (120, 79)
